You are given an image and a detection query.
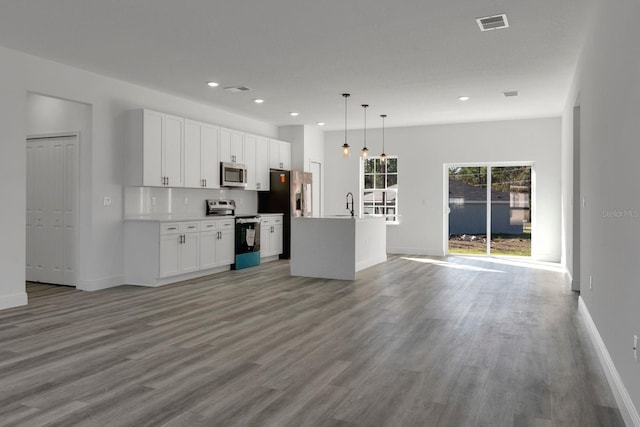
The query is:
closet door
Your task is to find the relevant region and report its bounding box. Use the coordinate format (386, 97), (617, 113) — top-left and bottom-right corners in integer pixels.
(26, 135), (78, 286)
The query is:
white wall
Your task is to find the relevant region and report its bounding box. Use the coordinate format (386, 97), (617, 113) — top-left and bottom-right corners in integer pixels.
(0, 48), (28, 309)
(563, 0), (640, 419)
(324, 118), (562, 261)
(0, 44), (277, 304)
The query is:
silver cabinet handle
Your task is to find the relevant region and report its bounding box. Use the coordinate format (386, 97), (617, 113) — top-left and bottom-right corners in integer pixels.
(168, 227), (177, 230)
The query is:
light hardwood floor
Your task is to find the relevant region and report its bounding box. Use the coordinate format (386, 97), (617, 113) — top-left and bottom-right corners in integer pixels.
(0, 255), (624, 426)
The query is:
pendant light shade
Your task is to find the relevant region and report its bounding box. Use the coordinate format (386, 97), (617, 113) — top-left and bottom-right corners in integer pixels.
(361, 104), (369, 159)
(341, 93), (351, 158)
(380, 114), (387, 164)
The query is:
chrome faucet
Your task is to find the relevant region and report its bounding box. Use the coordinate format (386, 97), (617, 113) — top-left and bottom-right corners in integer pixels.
(346, 192), (354, 217)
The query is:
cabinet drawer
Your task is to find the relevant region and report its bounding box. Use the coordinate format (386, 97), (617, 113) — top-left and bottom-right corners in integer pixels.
(261, 217), (272, 226)
(201, 221), (218, 231)
(217, 220), (234, 230)
(180, 222), (200, 233)
(160, 223), (181, 235)
(272, 217), (283, 225)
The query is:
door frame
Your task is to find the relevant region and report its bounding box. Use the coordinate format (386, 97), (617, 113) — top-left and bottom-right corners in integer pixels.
(26, 132), (80, 286)
(443, 161), (536, 257)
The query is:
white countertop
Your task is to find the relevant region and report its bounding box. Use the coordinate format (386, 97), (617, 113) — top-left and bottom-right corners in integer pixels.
(125, 215), (234, 222)
(125, 213), (283, 222)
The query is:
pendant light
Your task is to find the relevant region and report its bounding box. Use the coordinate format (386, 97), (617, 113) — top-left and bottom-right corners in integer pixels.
(380, 114), (387, 164)
(341, 93), (351, 158)
(361, 104), (369, 158)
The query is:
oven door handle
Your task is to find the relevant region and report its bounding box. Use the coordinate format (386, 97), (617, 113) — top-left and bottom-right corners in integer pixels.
(236, 218), (261, 224)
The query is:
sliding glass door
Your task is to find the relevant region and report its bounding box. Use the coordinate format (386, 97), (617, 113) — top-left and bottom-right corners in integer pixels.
(448, 164), (532, 256)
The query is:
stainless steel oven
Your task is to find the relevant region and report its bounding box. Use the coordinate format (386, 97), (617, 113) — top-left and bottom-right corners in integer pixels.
(233, 215), (261, 269)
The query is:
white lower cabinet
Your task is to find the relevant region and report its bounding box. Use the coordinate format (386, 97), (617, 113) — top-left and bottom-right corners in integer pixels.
(125, 218), (234, 286)
(200, 219), (235, 269)
(260, 215), (284, 259)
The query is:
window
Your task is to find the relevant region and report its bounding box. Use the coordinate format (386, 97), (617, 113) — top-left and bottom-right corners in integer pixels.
(362, 156), (398, 223)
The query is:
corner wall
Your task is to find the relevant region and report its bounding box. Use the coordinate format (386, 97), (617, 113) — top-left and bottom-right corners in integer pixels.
(562, 0), (640, 421)
(324, 117), (562, 261)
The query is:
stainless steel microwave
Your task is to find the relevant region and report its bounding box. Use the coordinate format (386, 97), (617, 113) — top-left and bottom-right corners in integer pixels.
(220, 162), (247, 188)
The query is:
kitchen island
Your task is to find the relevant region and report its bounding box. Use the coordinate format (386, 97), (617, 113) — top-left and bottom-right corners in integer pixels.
(290, 216), (387, 280)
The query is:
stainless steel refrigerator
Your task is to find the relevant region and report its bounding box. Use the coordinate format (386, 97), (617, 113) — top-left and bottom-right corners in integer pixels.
(258, 170), (312, 259)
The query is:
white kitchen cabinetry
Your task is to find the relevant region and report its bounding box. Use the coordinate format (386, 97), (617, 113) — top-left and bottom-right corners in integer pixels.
(184, 120), (220, 189)
(126, 109), (184, 187)
(200, 218), (235, 269)
(159, 222), (200, 278)
(255, 136), (270, 191)
(125, 218), (235, 287)
(220, 128), (245, 164)
(260, 215), (283, 260)
(216, 219), (235, 266)
(244, 134), (257, 190)
(269, 139), (291, 170)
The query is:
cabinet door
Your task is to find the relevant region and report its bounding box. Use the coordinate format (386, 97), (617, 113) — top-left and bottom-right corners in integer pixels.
(159, 234), (180, 277)
(273, 223), (283, 255)
(269, 139), (280, 169)
(279, 142), (291, 170)
(180, 233), (200, 273)
(220, 128), (232, 163)
(201, 124), (220, 188)
(216, 228), (235, 266)
(163, 114), (184, 187)
(260, 219), (272, 257)
(142, 110), (163, 186)
(200, 230), (217, 270)
(244, 134), (257, 190)
(255, 136), (270, 191)
(230, 131), (244, 164)
(184, 120), (202, 188)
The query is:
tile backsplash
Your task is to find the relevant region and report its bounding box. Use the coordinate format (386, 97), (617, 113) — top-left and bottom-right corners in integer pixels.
(125, 187), (258, 217)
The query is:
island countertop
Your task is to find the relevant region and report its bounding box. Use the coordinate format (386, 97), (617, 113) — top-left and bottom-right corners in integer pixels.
(290, 216), (387, 280)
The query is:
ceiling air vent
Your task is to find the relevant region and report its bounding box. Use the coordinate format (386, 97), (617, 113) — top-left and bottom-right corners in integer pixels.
(223, 86), (252, 93)
(503, 90), (519, 97)
(476, 14), (509, 31)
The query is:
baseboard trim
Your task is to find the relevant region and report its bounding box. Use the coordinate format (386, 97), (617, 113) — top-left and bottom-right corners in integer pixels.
(0, 292), (28, 310)
(387, 247), (444, 256)
(356, 254), (387, 272)
(579, 297), (640, 427)
(77, 275), (125, 292)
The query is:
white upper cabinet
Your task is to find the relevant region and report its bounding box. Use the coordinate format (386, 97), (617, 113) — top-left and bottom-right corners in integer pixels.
(127, 109), (184, 187)
(255, 136), (270, 191)
(184, 120), (220, 189)
(269, 139), (291, 170)
(220, 127), (245, 164)
(244, 134), (257, 190)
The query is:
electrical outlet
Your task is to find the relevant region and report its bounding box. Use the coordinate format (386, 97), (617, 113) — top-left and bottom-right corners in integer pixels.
(634, 335), (638, 362)
(184, 196), (189, 205)
(103, 196), (112, 206)
(589, 275), (593, 290)
(582, 196), (587, 208)
(151, 197), (157, 206)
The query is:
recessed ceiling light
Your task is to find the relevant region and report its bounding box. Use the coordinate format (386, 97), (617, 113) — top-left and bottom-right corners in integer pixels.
(458, 96), (470, 101)
(289, 112), (299, 117)
(207, 81), (219, 88)
(253, 99), (265, 104)
(317, 122), (326, 126)
(503, 91), (519, 97)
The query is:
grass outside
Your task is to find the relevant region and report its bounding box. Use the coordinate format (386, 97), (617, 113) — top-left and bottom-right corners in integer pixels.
(449, 234), (531, 256)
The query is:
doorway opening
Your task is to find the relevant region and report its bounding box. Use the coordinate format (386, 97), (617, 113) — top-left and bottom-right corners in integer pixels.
(447, 164), (533, 256)
(26, 133), (79, 287)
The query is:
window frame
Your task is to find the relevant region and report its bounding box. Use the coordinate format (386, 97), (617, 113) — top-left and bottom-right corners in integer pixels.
(360, 155), (399, 224)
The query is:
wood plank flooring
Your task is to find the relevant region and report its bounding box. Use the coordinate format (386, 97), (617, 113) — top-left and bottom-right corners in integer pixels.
(0, 255), (624, 426)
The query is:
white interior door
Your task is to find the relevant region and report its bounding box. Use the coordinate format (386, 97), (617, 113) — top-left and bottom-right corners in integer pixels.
(26, 135), (78, 286)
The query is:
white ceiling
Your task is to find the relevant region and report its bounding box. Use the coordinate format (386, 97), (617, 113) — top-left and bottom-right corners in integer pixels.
(0, 0), (594, 131)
